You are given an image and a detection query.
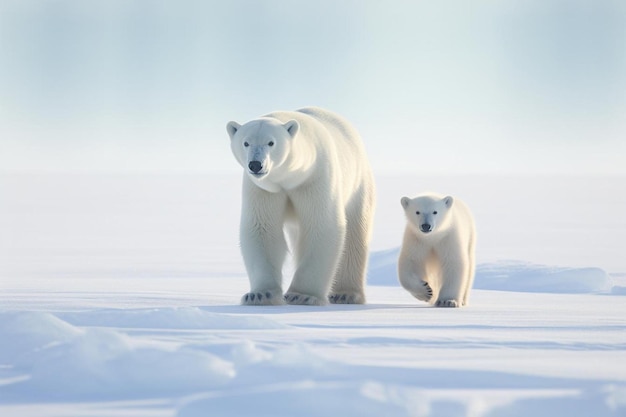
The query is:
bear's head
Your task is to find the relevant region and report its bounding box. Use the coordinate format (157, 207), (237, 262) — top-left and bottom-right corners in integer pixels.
(401, 195), (454, 235)
(227, 118), (299, 181)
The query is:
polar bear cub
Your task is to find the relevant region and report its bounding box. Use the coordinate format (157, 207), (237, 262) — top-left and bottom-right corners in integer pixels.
(227, 107), (375, 306)
(398, 193), (476, 307)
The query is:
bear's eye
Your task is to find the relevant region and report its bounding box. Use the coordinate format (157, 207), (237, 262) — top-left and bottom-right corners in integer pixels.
(268, 141), (274, 147)
(433, 211), (438, 215)
(244, 142), (249, 147)
(415, 211), (420, 215)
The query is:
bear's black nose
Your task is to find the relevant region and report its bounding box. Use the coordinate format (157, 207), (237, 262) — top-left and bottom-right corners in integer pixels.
(248, 161), (263, 173)
(420, 224), (432, 233)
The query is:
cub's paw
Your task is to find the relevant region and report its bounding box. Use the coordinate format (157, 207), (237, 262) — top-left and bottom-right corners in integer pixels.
(241, 289), (284, 306)
(284, 292), (325, 306)
(435, 299), (460, 308)
(329, 292), (365, 304)
(413, 281), (434, 302)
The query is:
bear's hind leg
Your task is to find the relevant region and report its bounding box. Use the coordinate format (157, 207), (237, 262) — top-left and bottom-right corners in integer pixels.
(462, 231), (477, 306)
(329, 186), (373, 305)
(328, 234), (368, 304)
(285, 189), (345, 306)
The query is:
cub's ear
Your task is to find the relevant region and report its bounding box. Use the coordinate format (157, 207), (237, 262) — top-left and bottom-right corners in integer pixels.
(401, 197), (411, 209)
(443, 196), (454, 208)
(226, 121), (241, 139)
(283, 120), (299, 138)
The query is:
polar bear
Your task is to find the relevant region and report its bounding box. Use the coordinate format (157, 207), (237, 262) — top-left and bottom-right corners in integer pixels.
(227, 107), (375, 306)
(398, 193), (476, 307)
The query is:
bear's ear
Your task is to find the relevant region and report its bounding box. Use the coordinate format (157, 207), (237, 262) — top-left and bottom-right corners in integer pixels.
(283, 120), (299, 139)
(401, 197), (411, 209)
(226, 121), (241, 139)
(443, 196), (454, 208)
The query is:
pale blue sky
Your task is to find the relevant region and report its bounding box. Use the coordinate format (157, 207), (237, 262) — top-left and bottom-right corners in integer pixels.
(1, 0), (625, 174)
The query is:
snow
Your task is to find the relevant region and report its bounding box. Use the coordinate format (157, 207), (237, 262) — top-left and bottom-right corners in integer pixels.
(1, 173), (625, 416)
(474, 261), (614, 294)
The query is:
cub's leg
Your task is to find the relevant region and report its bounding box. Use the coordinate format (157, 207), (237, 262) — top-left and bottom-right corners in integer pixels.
(398, 248), (434, 303)
(435, 251), (468, 308)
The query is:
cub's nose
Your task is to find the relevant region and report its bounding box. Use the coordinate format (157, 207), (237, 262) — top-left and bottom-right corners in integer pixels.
(420, 224), (432, 233)
(248, 161), (263, 173)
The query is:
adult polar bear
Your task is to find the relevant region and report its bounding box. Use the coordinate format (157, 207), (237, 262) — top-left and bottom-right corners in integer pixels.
(227, 107), (375, 306)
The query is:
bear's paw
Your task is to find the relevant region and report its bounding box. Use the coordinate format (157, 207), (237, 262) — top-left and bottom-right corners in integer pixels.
(284, 292), (326, 306)
(435, 299), (460, 308)
(241, 289), (284, 306)
(328, 292), (366, 304)
(413, 281), (434, 302)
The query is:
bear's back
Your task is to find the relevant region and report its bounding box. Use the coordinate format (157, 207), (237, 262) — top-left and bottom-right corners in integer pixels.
(264, 107), (360, 148)
(296, 107), (355, 141)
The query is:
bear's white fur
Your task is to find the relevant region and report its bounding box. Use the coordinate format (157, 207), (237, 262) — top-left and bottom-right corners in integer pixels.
(398, 193), (476, 307)
(227, 107), (375, 306)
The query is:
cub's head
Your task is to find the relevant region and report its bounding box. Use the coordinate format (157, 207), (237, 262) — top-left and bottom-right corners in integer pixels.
(227, 118), (299, 180)
(401, 194), (454, 235)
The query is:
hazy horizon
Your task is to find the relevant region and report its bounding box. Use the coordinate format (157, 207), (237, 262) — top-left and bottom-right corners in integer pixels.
(1, 0), (625, 175)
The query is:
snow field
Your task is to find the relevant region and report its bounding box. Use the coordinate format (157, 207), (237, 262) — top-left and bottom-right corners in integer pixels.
(1, 173), (625, 416)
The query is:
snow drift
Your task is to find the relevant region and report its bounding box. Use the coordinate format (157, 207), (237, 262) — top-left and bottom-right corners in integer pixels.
(0, 311), (236, 400)
(367, 248), (615, 294)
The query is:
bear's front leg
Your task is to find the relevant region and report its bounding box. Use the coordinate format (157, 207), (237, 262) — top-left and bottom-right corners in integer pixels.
(435, 256), (468, 308)
(398, 250), (433, 303)
(239, 184), (288, 306)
